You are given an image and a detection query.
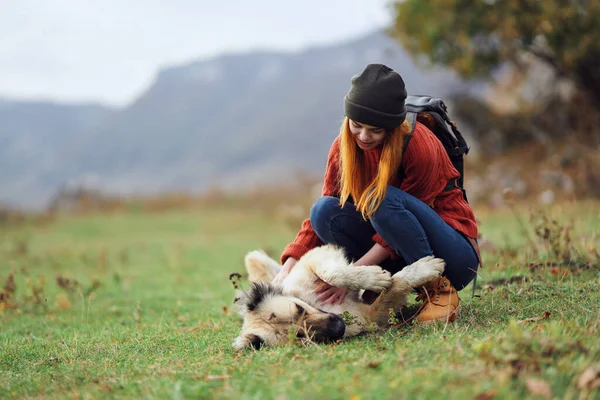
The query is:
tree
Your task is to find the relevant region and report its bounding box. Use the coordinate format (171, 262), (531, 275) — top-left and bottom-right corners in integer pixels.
(389, 0), (600, 107)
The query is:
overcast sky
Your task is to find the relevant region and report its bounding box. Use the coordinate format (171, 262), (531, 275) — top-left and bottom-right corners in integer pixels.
(0, 0), (392, 106)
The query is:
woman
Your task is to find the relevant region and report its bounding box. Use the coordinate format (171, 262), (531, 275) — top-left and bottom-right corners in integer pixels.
(273, 64), (480, 324)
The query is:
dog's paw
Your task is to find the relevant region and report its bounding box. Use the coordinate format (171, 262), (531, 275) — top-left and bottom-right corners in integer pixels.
(355, 265), (392, 292)
(425, 257), (446, 276)
(245, 250), (280, 283)
(394, 256), (445, 288)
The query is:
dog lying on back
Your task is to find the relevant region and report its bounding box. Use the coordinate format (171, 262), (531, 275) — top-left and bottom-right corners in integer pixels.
(233, 245), (445, 350)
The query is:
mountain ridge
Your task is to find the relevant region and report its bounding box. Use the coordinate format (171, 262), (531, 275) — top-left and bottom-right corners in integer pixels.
(0, 30), (473, 210)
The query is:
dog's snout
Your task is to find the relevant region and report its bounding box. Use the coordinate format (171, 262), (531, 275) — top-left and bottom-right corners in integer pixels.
(309, 313), (346, 343)
(328, 314), (346, 340)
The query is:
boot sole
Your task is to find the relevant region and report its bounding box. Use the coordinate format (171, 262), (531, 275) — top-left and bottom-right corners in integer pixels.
(417, 304), (461, 325)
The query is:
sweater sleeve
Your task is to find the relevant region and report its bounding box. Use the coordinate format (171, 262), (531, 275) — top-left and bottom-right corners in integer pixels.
(280, 137), (341, 264)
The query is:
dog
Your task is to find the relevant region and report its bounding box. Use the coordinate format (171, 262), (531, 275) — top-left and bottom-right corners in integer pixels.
(233, 245), (445, 350)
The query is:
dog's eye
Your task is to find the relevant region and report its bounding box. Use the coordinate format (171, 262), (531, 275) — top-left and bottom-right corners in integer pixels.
(295, 305), (305, 316)
(269, 313), (276, 320)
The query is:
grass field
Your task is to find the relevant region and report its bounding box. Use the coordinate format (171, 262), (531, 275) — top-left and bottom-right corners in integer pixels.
(1, 201), (599, 399)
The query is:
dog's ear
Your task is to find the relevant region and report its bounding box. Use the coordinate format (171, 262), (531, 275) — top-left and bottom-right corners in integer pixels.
(235, 282), (283, 315)
(233, 333), (265, 351)
(246, 282), (282, 311)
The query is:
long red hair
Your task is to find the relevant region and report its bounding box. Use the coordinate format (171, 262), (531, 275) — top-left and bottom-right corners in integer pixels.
(338, 117), (412, 219)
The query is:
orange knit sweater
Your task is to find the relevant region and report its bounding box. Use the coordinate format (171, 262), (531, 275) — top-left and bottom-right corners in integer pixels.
(281, 121), (479, 263)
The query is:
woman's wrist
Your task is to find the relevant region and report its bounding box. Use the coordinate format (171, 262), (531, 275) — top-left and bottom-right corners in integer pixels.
(283, 257), (298, 271)
(354, 244), (389, 266)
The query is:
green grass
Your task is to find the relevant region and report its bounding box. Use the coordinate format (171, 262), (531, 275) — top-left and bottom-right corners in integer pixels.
(1, 202), (599, 399)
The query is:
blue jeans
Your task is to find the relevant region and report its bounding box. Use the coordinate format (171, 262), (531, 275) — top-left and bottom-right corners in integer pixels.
(310, 186), (478, 291)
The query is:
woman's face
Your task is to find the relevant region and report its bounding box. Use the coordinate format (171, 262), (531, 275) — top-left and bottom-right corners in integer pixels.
(348, 119), (386, 150)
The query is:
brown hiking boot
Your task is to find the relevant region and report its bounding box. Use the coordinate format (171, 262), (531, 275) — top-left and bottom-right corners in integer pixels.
(415, 277), (460, 324)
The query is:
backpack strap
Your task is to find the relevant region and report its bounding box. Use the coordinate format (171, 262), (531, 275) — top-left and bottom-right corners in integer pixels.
(396, 112), (417, 183)
(404, 111), (418, 150)
(467, 236), (483, 298)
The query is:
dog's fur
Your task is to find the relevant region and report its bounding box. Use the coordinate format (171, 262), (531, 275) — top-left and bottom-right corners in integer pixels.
(233, 245), (445, 350)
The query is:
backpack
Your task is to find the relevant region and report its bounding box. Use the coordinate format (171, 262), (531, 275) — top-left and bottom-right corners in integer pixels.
(401, 96), (483, 296)
(398, 95), (470, 201)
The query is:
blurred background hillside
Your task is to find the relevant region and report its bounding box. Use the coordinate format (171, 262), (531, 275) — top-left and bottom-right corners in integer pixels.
(1, 0), (599, 214)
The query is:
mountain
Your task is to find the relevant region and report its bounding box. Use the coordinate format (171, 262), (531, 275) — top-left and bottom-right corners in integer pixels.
(0, 31), (473, 210)
(0, 100), (114, 208)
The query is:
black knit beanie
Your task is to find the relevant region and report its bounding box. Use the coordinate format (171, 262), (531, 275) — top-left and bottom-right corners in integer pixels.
(344, 64), (407, 130)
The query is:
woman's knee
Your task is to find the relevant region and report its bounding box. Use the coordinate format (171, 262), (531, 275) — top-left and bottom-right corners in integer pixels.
(309, 196), (341, 236)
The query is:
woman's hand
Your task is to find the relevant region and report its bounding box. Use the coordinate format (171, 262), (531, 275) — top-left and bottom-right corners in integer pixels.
(312, 244), (389, 305)
(272, 257), (297, 284)
(315, 279), (347, 305)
